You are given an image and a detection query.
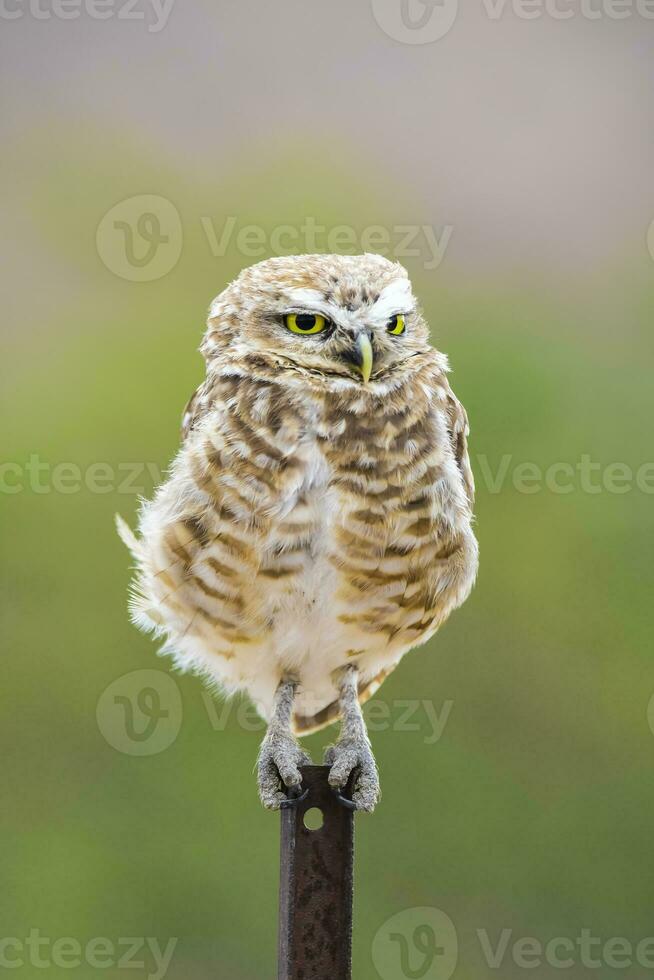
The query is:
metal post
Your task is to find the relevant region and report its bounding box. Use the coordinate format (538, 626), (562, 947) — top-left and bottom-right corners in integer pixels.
(278, 765), (354, 980)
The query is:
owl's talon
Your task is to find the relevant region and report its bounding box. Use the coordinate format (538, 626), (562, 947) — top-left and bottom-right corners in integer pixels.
(279, 787), (310, 809)
(330, 786), (358, 810)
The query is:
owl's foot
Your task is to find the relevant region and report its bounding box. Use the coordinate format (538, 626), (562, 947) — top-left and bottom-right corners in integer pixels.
(324, 738), (380, 812)
(324, 665), (381, 813)
(258, 734), (312, 809)
(257, 678), (313, 810)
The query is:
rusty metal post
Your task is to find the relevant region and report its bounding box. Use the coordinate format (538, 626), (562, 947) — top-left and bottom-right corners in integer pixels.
(278, 765), (354, 980)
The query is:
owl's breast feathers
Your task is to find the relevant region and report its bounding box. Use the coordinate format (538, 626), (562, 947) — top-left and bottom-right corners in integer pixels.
(124, 351), (478, 726)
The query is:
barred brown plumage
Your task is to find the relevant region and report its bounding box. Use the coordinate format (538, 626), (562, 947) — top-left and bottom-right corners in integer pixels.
(118, 253), (478, 811)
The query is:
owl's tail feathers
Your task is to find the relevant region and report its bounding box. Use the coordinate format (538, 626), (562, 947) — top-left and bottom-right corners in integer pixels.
(115, 513), (143, 561)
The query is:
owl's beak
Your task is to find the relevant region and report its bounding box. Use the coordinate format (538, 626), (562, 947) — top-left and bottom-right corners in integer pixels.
(354, 333), (373, 384)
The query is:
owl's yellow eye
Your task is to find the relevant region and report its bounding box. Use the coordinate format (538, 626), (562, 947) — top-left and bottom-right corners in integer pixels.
(284, 313), (328, 335)
(387, 314), (406, 336)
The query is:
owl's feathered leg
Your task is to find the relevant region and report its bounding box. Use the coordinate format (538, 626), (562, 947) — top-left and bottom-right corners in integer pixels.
(324, 665), (381, 812)
(257, 678), (313, 810)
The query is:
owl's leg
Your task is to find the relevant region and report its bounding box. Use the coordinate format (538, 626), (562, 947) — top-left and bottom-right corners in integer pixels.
(257, 678), (313, 810)
(324, 665), (380, 812)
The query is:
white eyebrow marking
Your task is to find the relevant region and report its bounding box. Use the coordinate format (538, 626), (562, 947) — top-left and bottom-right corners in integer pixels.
(285, 288), (329, 310)
(369, 278), (414, 323)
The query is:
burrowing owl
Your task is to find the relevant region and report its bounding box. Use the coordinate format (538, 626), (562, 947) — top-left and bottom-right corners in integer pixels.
(118, 253), (478, 811)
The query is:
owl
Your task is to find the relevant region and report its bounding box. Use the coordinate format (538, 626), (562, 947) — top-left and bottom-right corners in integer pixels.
(118, 253), (478, 811)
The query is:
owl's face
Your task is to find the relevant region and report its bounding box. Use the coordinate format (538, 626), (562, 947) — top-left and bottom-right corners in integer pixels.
(203, 254), (431, 385)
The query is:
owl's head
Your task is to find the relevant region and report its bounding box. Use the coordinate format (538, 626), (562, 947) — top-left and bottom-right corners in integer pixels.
(202, 254), (430, 385)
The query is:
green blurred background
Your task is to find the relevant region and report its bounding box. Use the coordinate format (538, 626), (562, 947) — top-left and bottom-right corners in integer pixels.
(2, 4), (654, 978)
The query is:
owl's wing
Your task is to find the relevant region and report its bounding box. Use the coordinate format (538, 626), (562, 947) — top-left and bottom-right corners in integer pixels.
(180, 380), (211, 442)
(443, 380), (475, 506)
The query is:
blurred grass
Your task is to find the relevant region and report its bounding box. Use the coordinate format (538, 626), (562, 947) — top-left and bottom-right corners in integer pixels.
(2, 137), (654, 979)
